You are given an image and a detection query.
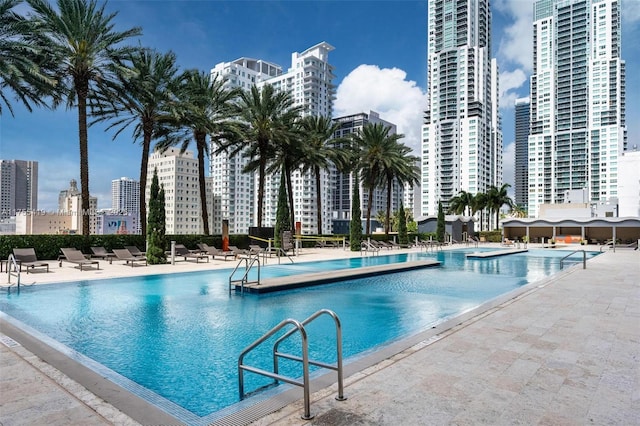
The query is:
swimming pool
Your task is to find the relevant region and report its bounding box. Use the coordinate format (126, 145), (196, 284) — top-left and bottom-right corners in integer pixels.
(0, 248), (597, 424)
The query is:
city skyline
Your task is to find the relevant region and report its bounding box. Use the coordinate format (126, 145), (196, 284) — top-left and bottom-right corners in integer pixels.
(2, 0), (640, 212)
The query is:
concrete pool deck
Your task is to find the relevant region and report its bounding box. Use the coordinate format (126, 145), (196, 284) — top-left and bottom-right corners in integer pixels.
(1, 244), (638, 425)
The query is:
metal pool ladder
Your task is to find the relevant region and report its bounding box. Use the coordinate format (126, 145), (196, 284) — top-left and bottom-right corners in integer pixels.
(560, 250), (586, 269)
(229, 255), (261, 294)
(238, 309), (346, 420)
(4, 254), (20, 288)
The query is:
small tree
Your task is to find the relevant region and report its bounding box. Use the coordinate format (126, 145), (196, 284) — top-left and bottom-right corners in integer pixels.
(349, 171), (363, 251)
(436, 201), (445, 243)
(147, 168), (167, 264)
(274, 168), (290, 249)
(398, 203), (408, 245)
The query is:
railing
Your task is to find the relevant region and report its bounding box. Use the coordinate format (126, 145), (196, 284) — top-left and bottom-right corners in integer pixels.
(5, 254), (20, 288)
(560, 250), (586, 270)
(228, 255), (260, 295)
(238, 309), (345, 420)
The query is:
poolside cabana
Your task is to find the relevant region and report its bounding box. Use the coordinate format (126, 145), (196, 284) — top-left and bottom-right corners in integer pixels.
(502, 217), (640, 245)
(416, 215), (475, 242)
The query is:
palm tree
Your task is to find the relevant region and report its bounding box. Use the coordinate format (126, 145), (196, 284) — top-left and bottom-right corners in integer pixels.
(27, 0), (141, 235)
(351, 122), (403, 235)
(471, 192), (488, 231)
(230, 84), (303, 228)
(267, 116), (305, 231)
(0, 0), (57, 115)
(298, 115), (344, 234)
(160, 70), (243, 235)
(380, 142), (419, 235)
(91, 48), (180, 236)
(449, 190), (474, 216)
(486, 184), (514, 230)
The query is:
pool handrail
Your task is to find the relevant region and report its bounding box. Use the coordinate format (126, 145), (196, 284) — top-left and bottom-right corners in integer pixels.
(237, 309), (346, 420)
(272, 309), (346, 402)
(228, 255), (260, 295)
(560, 249), (586, 270)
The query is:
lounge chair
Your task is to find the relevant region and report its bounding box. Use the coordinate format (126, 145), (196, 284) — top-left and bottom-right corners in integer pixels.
(90, 246), (116, 264)
(60, 248), (99, 271)
(174, 244), (209, 263)
(12, 248), (49, 273)
(198, 243), (235, 260)
(388, 240), (403, 249)
(112, 249), (147, 267)
(125, 246), (145, 257)
(228, 245), (250, 258)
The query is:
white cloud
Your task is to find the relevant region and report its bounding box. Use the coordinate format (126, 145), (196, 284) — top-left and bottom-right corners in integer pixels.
(334, 65), (427, 153)
(499, 68), (528, 109)
(494, 0), (535, 73)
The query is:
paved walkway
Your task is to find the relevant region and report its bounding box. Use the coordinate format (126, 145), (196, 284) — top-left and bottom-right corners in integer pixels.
(1, 246), (638, 425)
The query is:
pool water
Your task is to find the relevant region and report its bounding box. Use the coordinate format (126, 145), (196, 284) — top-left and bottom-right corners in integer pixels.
(0, 248), (597, 423)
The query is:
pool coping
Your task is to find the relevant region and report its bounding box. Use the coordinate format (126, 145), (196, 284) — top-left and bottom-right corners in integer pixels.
(465, 248), (529, 258)
(0, 251), (586, 426)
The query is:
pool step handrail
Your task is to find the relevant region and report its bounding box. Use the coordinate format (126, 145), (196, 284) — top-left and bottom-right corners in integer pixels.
(238, 309), (346, 420)
(560, 250), (586, 270)
(228, 255), (260, 295)
(5, 254), (20, 288)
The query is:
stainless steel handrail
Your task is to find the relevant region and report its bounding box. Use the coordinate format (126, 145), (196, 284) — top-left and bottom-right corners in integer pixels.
(560, 250), (586, 269)
(6, 254), (20, 287)
(238, 318), (314, 419)
(237, 309), (346, 420)
(273, 309), (346, 402)
(228, 255), (260, 295)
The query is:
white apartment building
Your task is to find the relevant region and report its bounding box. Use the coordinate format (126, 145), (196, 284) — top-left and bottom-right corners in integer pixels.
(146, 147), (213, 235)
(421, 0), (502, 229)
(211, 41), (336, 234)
(111, 177), (140, 234)
(617, 150), (640, 217)
(53, 179), (98, 234)
(528, 0), (627, 217)
(0, 159), (38, 219)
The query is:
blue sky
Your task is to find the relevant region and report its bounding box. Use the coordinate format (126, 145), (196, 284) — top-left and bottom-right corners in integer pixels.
(1, 0), (639, 212)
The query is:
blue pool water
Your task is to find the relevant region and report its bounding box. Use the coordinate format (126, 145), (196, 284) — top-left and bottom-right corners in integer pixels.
(0, 248), (597, 422)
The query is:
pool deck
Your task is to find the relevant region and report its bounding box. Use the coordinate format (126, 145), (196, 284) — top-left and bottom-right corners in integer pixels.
(1, 243), (638, 425)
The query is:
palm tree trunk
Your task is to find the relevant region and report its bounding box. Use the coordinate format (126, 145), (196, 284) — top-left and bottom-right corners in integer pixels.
(76, 76), (90, 236)
(257, 152), (266, 228)
(314, 165), (322, 235)
(385, 175), (392, 235)
(285, 161), (295, 231)
(140, 129), (151, 237)
(366, 184), (374, 235)
(196, 133), (210, 235)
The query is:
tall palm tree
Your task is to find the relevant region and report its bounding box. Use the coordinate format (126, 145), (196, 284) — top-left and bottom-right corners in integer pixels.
(230, 84), (303, 228)
(298, 115), (344, 234)
(266, 117), (305, 231)
(448, 190), (474, 216)
(486, 184), (514, 230)
(91, 48), (180, 236)
(351, 122), (403, 235)
(27, 0), (141, 235)
(380, 142), (419, 235)
(159, 70), (243, 235)
(471, 192), (487, 232)
(0, 0), (57, 115)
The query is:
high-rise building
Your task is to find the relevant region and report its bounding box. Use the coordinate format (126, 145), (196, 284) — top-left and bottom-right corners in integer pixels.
(111, 177), (140, 233)
(146, 147), (212, 235)
(421, 0), (502, 228)
(0, 159), (38, 219)
(331, 111), (404, 229)
(528, 0), (626, 217)
(514, 97), (531, 211)
(58, 179), (98, 234)
(211, 42), (335, 234)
